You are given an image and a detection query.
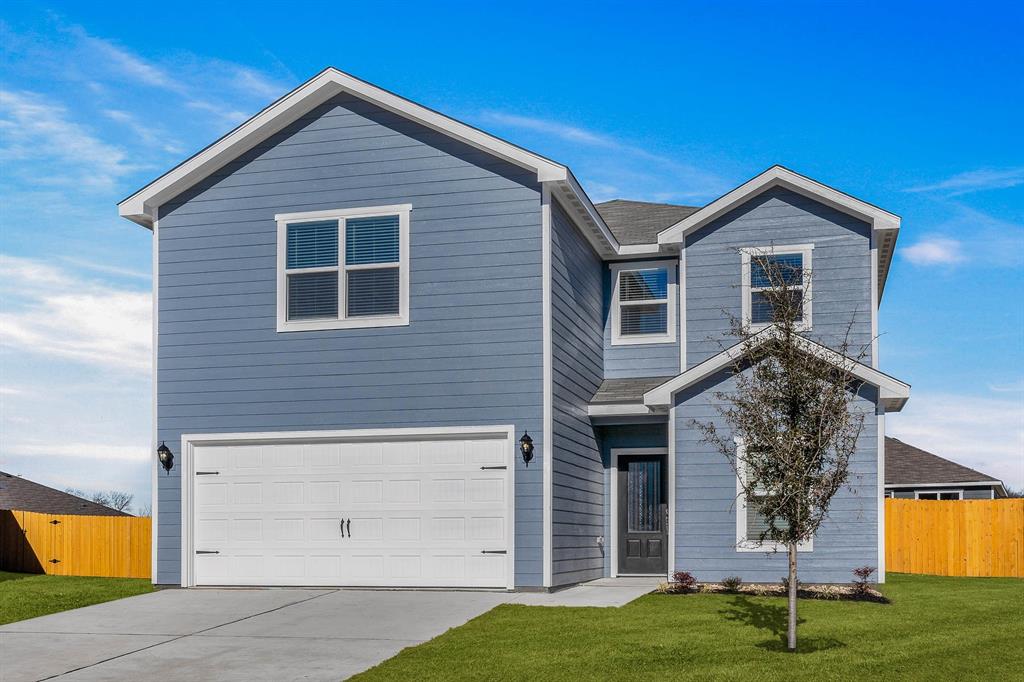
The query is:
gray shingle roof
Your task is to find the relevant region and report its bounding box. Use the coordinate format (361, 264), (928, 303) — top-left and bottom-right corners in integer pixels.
(594, 199), (700, 246)
(0, 471), (130, 516)
(591, 376), (674, 404)
(884, 438), (1002, 487)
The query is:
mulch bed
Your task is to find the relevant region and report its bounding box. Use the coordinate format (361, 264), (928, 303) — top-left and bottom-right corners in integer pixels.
(656, 581), (890, 603)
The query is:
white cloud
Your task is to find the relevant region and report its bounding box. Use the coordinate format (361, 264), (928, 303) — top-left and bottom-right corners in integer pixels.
(901, 236), (967, 265)
(907, 167), (1024, 196)
(989, 379), (1024, 393)
(102, 109), (183, 154)
(0, 89), (140, 188)
(232, 66), (289, 100)
(3, 440), (149, 461)
(888, 392), (1024, 490)
(0, 254), (150, 372)
(476, 110), (730, 203)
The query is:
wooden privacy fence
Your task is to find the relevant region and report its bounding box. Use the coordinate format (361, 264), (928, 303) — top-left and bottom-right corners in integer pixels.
(885, 498), (1023, 578)
(0, 510), (151, 579)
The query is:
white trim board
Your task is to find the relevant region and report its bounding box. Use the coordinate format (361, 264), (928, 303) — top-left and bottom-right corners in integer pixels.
(541, 184), (553, 589)
(150, 215), (159, 584)
(178, 425), (517, 590)
(274, 203), (411, 332)
(643, 326), (911, 412)
(609, 260), (678, 346)
(657, 166), (900, 302)
(734, 439), (813, 553)
(740, 244), (814, 333)
(119, 68), (568, 227)
(884, 481), (1003, 489)
(608, 447), (670, 578)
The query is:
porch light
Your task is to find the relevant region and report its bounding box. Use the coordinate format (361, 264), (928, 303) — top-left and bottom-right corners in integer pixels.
(519, 431), (534, 467)
(157, 441), (174, 475)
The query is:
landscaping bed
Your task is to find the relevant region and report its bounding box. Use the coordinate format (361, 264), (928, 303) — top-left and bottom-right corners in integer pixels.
(352, 574), (1023, 681)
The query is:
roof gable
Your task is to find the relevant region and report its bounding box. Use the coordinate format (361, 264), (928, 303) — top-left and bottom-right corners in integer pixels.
(657, 166), (900, 299)
(118, 67), (570, 228)
(643, 326), (910, 411)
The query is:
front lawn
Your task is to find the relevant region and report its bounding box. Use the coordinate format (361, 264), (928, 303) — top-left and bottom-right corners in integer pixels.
(353, 574), (1023, 681)
(0, 571), (155, 625)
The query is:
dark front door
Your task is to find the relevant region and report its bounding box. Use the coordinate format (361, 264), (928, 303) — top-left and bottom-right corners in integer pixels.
(618, 455), (668, 575)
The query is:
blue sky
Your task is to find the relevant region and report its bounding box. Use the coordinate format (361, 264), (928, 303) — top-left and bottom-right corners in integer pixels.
(1, 2), (1022, 508)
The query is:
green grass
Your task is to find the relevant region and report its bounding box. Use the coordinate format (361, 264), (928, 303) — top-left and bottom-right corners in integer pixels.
(0, 571), (155, 625)
(353, 574), (1024, 681)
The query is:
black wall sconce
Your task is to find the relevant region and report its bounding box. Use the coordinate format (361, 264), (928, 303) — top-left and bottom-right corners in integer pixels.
(519, 431), (534, 467)
(157, 441), (174, 475)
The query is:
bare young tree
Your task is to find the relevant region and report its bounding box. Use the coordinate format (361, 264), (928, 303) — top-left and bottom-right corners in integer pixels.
(692, 251), (870, 652)
(64, 488), (135, 513)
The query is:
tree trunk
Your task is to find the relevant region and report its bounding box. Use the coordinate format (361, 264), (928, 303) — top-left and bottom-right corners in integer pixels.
(787, 540), (798, 652)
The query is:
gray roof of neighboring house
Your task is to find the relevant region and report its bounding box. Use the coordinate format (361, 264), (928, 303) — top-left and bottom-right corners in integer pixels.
(594, 199), (700, 245)
(0, 471), (130, 516)
(885, 438), (1005, 492)
(591, 376), (674, 404)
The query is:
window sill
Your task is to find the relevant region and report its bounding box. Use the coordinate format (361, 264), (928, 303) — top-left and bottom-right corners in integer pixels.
(745, 322), (812, 334)
(610, 333), (677, 347)
(277, 316), (409, 333)
(736, 539), (813, 553)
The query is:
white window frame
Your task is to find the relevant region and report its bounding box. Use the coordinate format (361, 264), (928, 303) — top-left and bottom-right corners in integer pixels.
(740, 244), (813, 332)
(275, 204), (411, 332)
(609, 260), (678, 346)
(735, 439), (813, 553)
(914, 489), (963, 500)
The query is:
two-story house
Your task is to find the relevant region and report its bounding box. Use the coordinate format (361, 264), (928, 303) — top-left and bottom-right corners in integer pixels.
(119, 67), (910, 590)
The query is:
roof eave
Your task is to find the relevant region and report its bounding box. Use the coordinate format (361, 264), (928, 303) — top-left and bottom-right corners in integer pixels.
(654, 165), (901, 300)
(118, 67), (569, 228)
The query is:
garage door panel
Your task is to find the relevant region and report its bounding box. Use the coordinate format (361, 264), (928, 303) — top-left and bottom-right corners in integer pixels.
(193, 434), (511, 587)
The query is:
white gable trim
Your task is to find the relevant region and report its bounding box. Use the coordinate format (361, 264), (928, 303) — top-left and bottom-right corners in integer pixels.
(656, 166), (900, 301)
(642, 326), (910, 411)
(118, 67), (569, 228)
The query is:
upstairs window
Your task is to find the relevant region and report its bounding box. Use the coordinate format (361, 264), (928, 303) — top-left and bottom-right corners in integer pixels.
(610, 261), (677, 346)
(741, 245), (813, 331)
(915, 490), (962, 500)
(276, 205), (410, 332)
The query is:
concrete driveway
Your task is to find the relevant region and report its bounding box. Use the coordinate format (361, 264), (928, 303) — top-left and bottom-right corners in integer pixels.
(0, 578), (658, 681)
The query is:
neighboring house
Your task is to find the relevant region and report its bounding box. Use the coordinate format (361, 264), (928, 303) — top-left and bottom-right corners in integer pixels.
(0, 472), (129, 516)
(885, 437), (1006, 499)
(118, 67), (910, 590)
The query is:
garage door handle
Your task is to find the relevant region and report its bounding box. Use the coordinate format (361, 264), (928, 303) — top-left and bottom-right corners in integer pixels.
(196, 550), (219, 555)
(481, 550), (507, 554)
(346, 518), (351, 537)
(340, 519), (346, 537)
(480, 466), (507, 470)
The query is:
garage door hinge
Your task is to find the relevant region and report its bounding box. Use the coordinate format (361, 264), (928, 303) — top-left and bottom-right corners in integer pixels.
(480, 466), (507, 470)
(195, 550), (220, 554)
(480, 550), (507, 554)
(196, 471), (220, 476)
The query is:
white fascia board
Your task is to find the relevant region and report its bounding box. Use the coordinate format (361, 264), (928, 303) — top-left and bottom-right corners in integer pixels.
(587, 403), (656, 417)
(655, 166), (900, 301)
(643, 326), (911, 410)
(119, 67), (568, 228)
(658, 166), (901, 245)
(884, 481), (1004, 489)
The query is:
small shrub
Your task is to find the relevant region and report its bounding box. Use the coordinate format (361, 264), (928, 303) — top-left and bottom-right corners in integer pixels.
(721, 576), (743, 592)
(851, 566), (876, 597)
(671, 571), (698, 593)
(780, 575), (802, 591)
(655, 581), (672, 594)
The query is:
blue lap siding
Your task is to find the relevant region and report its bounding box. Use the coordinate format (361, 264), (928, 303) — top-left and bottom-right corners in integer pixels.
(550, 201), (605, 586)
(675, 372), (879, 583)
(155, 93), (544, 586)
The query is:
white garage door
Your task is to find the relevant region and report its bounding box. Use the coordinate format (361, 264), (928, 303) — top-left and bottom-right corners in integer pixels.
(191, 433), (511, 588)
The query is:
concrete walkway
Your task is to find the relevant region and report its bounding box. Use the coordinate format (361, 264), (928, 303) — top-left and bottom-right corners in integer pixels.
(0, 578), (659, 681)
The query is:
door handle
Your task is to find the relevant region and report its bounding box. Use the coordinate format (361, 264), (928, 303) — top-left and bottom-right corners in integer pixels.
(340, 518), (346, 538)
(346, 518), (351, 538)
